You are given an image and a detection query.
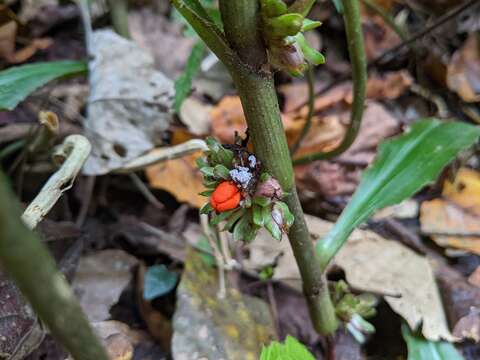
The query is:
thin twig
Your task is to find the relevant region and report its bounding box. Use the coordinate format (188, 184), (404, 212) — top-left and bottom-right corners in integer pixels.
(128, 172), (164, 210)
(22, 135), (91, 229)
(370, 0), (478, 66)
(200, 214), (226, 299)
(75, 175), (96, 227)
(290, 65), (315, 155)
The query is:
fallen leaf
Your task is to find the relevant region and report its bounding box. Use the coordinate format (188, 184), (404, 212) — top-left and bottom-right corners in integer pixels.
(83, 29), (174, 175)
(172, 248), (274, 360)
(361, 12), (402, 61)
(244, 215), (456, 341)
(468, 266), (480, 288)
(420, 168), (480, 255)
(129, 9), (195, 78)
(447, 34), (480, 102)
(91, 321), (144, 360)
(0, 272), (44, 359)
(179, 97), (212, 136)
(436, 265), (480, 342)
(72, 250), (138, 322)
(443, 167), (480, 214)
(294, 101), (399, 198)
(146, 151), (206, 208)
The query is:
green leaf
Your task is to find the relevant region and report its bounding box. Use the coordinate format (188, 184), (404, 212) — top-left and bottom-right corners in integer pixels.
(210, 209), (235, 225)
(401, 323), (464, 360)
(174, 42), (205, 113)
(200, 202), (213, 214)
(296, 33), (325, 65)
(214, 164), (230, 179)
(222, 208), (246, 231)
(302, 19), (322, 31)
(260, 335), (315, 360)
(317, 119), (480, 269)
(0, 61), (87, 111)
(172, 0), (239, 69)
(200, 166), (215, 177)
(196, 156), (208, 169)
(274, 201), (294, 228)
(143, 265), (178, 300)
(252, 205), (264, 226)
(263, 205), (282, 241)
(253, 196), (271, 207)
(199, 189), (214, 197)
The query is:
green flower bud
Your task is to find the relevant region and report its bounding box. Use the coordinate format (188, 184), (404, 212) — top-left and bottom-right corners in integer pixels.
(265, 13), (304, 39)
(260, 0), (288, 18)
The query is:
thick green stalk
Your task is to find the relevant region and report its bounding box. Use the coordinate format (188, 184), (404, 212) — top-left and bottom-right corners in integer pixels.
(293, 0), (366, 165)
(0, 171), (108, 360)
(108, 0), (131, 38)
(220, 0), (338, 335)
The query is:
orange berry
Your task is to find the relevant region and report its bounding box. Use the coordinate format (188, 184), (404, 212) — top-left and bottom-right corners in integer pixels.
(211, 181), (241, 212)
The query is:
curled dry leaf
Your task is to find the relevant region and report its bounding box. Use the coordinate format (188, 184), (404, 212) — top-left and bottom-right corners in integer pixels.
(83, 29), (174, 175)
(72, 250), (138, 322)
(145, 151), (206, 208)
(244, 215), (456, 341)
(447, 34), (480, 103)
(420, 168), (480, 255)
(172, 248), (274, 360)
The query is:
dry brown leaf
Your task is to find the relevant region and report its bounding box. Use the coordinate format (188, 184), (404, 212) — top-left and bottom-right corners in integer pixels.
(146, 151), (206, 208)
(244, 215), (456, 341)
(294, 101), (399, 198)
(443, 167), (480, 214)
(468, 266), (480, 288)
(72, 250), (138, 322)
(420, 168), (480, 255)
(361, 13), (402, 61)
(447, 34), (480, 102)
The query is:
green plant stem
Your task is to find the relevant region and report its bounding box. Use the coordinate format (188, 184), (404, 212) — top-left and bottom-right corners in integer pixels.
(290, 65), (315, 155)
(108, 0), (130, 38)
(0, 171), (108, 360)
(219, 0), (338, 335)
(292, 0), (366, 165)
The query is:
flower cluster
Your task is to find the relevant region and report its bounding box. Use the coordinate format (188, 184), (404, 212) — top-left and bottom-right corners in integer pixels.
(260, 0), (325, 76)
(198, 137), (294, 242)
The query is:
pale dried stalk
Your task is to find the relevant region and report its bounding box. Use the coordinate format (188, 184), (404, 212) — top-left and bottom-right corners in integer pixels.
(115, 139), (208, 173)
(21, 135), (91, 229)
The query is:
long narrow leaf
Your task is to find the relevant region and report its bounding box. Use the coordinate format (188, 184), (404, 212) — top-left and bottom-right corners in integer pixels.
(317, 119), (480, 269)
(0, 61), (87, 111)
(174, 42), (206, 112)
(171, 0), (239, 69)
(402, 323), (464, 360)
